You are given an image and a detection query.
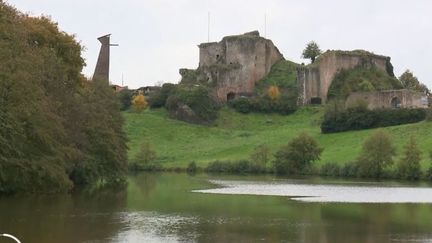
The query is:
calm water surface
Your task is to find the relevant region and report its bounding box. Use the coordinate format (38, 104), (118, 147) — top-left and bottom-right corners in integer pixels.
(1, 173), (432, 243)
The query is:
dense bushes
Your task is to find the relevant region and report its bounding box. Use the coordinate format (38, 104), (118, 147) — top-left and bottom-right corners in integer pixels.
(148, 83), (177, 108)
(0, 3), (127, 194)
(116, 89), (133, 111)
(166, 85), (219, 123)
(148, 83), (220, 124)
(356, 130), (396, 178)
(426, 108), (432, 121)
(427, 152), (432, 180)
(327, 65), (402, 99)
(206, 160), (266, 174)
(397, 137), (422, 180)
(321, 106), (426, 133)
(229, 96), (297, 115)
(273, 133), (323, 175)
(187, 161), (198, 173)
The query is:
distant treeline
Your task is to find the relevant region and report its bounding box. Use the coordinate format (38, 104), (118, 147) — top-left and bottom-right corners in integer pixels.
(203, 131), (432, 180)
(0, 3), (127, 194)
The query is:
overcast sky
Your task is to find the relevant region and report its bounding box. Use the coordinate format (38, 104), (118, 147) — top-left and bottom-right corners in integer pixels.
(8, 0), (432, 89)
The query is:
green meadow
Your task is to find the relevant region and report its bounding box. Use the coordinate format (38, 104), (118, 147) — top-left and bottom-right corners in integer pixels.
(124, 107), (432, 170)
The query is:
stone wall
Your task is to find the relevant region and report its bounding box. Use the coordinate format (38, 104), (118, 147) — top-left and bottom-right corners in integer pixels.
(297, 50), (389, 105)
(346, 89), (428, 109)
(184, 31), (283, 102)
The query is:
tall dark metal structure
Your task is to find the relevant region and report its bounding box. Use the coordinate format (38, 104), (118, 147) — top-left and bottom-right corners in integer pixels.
(93, 34), (118, 82)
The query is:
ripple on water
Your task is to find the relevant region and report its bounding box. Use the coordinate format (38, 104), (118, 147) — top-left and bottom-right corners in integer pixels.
(105, 212), (198, 243)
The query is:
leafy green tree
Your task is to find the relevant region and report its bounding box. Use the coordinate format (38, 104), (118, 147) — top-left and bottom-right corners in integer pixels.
(302, 41), (322, 63)
(399, 70), (430, 94)
(149, 83), (177, 108)
(117, 89), (133, 111)
(397, 136), (421, 180)
(250, 144), (271, 167)
(273, 133), (323, 174)
(357, 130), (396, 178)
(131, 142), (157, 170)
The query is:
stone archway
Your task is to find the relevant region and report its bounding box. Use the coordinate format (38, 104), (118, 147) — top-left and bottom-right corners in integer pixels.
(310, 97), (322, 105)
(227, 92), (236, 101)
(391, 97), (401, 108)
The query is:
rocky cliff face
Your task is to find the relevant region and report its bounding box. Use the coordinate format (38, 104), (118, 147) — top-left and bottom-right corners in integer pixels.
(297, 50), (392, 104)
(180, 31), (283, 102)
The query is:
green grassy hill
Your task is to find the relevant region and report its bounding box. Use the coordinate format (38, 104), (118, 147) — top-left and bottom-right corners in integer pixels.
(124, 107), (432, 170)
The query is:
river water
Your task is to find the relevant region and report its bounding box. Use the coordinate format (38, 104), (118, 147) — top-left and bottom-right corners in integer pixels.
(1, 173), (432, 243)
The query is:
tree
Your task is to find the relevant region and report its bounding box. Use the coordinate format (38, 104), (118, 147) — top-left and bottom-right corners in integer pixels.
(131, 141), (157, 170)
(117, 89), (133, 111)
(302, 41), (322, 63)
(357, 130), (396, 178)
(399, 70), (430, 94)
(273, 133), (323, 174)
(0, 2), (128, 194)
(397, 136), (421, 180)
(267, 86), (280, 101)
(132, 94), (148, 112)
(149, 83), (177, 108)
(426, 151), (432, 180)
(250, 144), (271, 167)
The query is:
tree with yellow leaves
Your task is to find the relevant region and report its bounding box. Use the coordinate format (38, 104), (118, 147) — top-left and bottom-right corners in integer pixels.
(267, 85), (280, 101)
(132, 94), (148, 112)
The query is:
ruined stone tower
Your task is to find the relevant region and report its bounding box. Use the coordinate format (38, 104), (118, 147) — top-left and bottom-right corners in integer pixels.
(296, 50), (391, 105)
(180, 31), (283, 102)
(93, 34), (112, 82)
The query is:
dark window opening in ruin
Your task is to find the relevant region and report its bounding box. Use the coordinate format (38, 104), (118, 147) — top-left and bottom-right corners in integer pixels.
(229, 62), (232, 64)
(255, 55), (257, 60)
(227, 92), (236, 101)
(391, 97), (401, 108)
(310, 97), (322, 105)
(216, 54), (220, 59)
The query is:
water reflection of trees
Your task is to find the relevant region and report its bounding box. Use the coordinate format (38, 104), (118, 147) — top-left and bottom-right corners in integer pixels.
(3, 173), (432, 243)
(0, 186), (127, 243)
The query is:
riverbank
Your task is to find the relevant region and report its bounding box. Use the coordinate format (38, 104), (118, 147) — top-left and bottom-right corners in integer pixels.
(124, 106), (432, 172)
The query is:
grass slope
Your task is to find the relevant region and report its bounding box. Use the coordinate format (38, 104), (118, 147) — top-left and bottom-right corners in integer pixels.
(255, 59), (299, 91)
(124, 107), (432, 170)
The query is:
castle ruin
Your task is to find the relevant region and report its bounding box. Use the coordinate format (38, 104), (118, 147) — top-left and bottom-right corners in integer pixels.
(180, 31), (282, 102)
(297, 50), (390, 105)
(179, 31), (427, 109)
(346, 90), (428, 109)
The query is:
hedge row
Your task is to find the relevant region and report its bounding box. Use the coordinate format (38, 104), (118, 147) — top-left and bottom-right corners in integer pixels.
(321, 107), (426, 133)
(228, 96), (297, 115)
(206, 160), (267, 174)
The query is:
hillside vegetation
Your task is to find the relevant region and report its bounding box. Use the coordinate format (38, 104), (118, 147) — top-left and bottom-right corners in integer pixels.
(124, 107), (432, 171)
(327, 66), (402, 100)
(255, 59), (299, 91)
